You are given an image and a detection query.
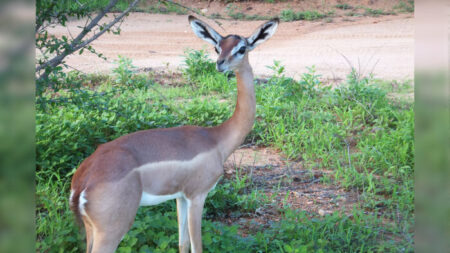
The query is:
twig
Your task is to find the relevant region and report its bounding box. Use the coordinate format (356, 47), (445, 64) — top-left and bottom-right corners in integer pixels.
(63, 64), (87, 74)
(37, 0), (139, 81)
(368, 58), (380, 76)
(251, 164), (280, 170)
(344, 139), (352, 169)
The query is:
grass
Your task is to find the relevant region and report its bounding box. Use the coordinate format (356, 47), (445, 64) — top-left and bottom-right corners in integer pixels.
(63, 0), (188, 15)
(335, 4), (353, 10)
(62, 0), (410, 22)
(393, 0), (414, 13)
(225, 4), (272, 21)
(280, 9), (326, 22)
(364, 8), (395, 17)
(36, 50), (414, 252)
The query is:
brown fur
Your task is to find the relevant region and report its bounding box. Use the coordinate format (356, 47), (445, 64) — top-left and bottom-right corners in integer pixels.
(71, 126), (218, 196)
(218, 36), (241, 61)
(70, 15), (276, 253)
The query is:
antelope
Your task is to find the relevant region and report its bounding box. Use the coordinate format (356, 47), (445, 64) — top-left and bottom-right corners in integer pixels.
(70, 15), (279, 253)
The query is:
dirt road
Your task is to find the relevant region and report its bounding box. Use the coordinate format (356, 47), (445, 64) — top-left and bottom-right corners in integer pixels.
(50, 13), (413, 81)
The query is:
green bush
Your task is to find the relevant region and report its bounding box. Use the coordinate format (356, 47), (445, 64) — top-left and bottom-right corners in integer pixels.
(393, 1), (414, 13)
(335, 3), (353, 10)
(280, 9), (326, 21)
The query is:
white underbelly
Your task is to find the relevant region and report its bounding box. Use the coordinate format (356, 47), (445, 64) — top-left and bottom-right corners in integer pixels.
(139, 191), (184, 206)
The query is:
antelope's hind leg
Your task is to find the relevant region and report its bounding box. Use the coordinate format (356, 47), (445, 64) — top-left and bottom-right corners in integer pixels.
(85, 178), (142, 253)
(82, 217), (94, 253)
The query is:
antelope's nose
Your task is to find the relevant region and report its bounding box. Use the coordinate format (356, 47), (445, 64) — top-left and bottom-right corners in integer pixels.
(216, 59), (226, 72)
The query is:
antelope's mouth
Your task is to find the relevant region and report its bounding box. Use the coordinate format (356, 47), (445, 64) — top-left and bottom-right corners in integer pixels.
(216, 65), (227, 73)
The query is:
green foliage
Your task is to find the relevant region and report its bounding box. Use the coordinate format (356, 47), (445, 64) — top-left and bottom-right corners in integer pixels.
(36, 50), (414, 252)
(206, 170), (265, 218)
(36, 173), (82, 252)
(393, 0), (414, 13)
(183, 49), (217, 82)
(280, 9), (326, 21)
(138, 0), (188, 15)
(225, 3), (272, 20)
(113, 55), (138, 85)
(364, 8), (394, 16)
(335, 3), (353, 10)
(183, 49), (232, 94)
(35, 0), (135, 95)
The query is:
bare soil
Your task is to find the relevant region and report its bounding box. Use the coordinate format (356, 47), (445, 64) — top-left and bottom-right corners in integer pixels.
(47, 8), (413, 81)
(222, 146), (361, 233)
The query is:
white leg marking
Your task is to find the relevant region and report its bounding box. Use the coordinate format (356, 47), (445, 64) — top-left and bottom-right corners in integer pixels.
(79, 190), (88, 216)
(69, 189), (74, 205)
(139, 192), (184, 206)
(178, 197), (190, 248)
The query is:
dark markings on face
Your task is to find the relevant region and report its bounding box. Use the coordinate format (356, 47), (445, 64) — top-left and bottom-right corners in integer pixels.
(237, 46), (246, 54)
(218, 35), (242, 57)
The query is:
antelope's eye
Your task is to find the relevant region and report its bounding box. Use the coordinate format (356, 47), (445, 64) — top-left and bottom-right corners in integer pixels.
(238, 46), (246, 54)
(214, 47), (219, 54)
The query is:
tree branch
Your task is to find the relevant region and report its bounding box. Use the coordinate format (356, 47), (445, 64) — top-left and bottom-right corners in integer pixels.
(72, 0), (139, 52)
(36, 0), (139, 78)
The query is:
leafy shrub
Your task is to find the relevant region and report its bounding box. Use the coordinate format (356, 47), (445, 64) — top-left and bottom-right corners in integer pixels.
(183, 49), (216, 82)
(280, 9), (325, 21)
(113, 55), (138, 85)
(183, 48), (232, 94)
(335, 3), (353, 10)
(364, 8), (393, 16)
(393, 1), (414, 13)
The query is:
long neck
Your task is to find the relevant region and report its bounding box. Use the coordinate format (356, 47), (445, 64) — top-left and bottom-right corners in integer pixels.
(214, 55), (256, 161)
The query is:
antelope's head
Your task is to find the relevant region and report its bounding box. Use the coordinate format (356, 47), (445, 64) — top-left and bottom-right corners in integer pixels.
(189, 15), (279, 72)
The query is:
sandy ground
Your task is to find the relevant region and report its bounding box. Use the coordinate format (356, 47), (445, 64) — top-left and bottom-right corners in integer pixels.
(47, 13), (414, 81)
(221, 146), (361, 226)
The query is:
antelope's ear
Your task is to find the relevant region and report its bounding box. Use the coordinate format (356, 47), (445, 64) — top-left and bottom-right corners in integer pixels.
(188, 15), (223, 46)
(246, 18), (279, 50)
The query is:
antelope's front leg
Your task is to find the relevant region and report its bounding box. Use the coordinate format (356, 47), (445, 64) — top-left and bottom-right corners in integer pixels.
(177, 197), (190, 253)
(187, 194), (207, 253)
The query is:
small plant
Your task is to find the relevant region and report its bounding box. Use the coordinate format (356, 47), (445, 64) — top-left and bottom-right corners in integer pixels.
(226, 3), (245, 19)
(394, 0), (414, 13)
(266, 60), (285, 79)
(142, 1), (188, 15)
(364, 8), (393, 16)
(345, 11), (361, 17)
(113, 55), (137, 85)
(209, 13), (222, 19)
(280, 9), (326, 21)
(183, 49), (216, 82)
(335, 3), (353, 10)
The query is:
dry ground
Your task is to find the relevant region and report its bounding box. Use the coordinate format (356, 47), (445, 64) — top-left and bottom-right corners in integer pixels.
(47, 11), (413, 81)
(220, 146), (362, 235)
